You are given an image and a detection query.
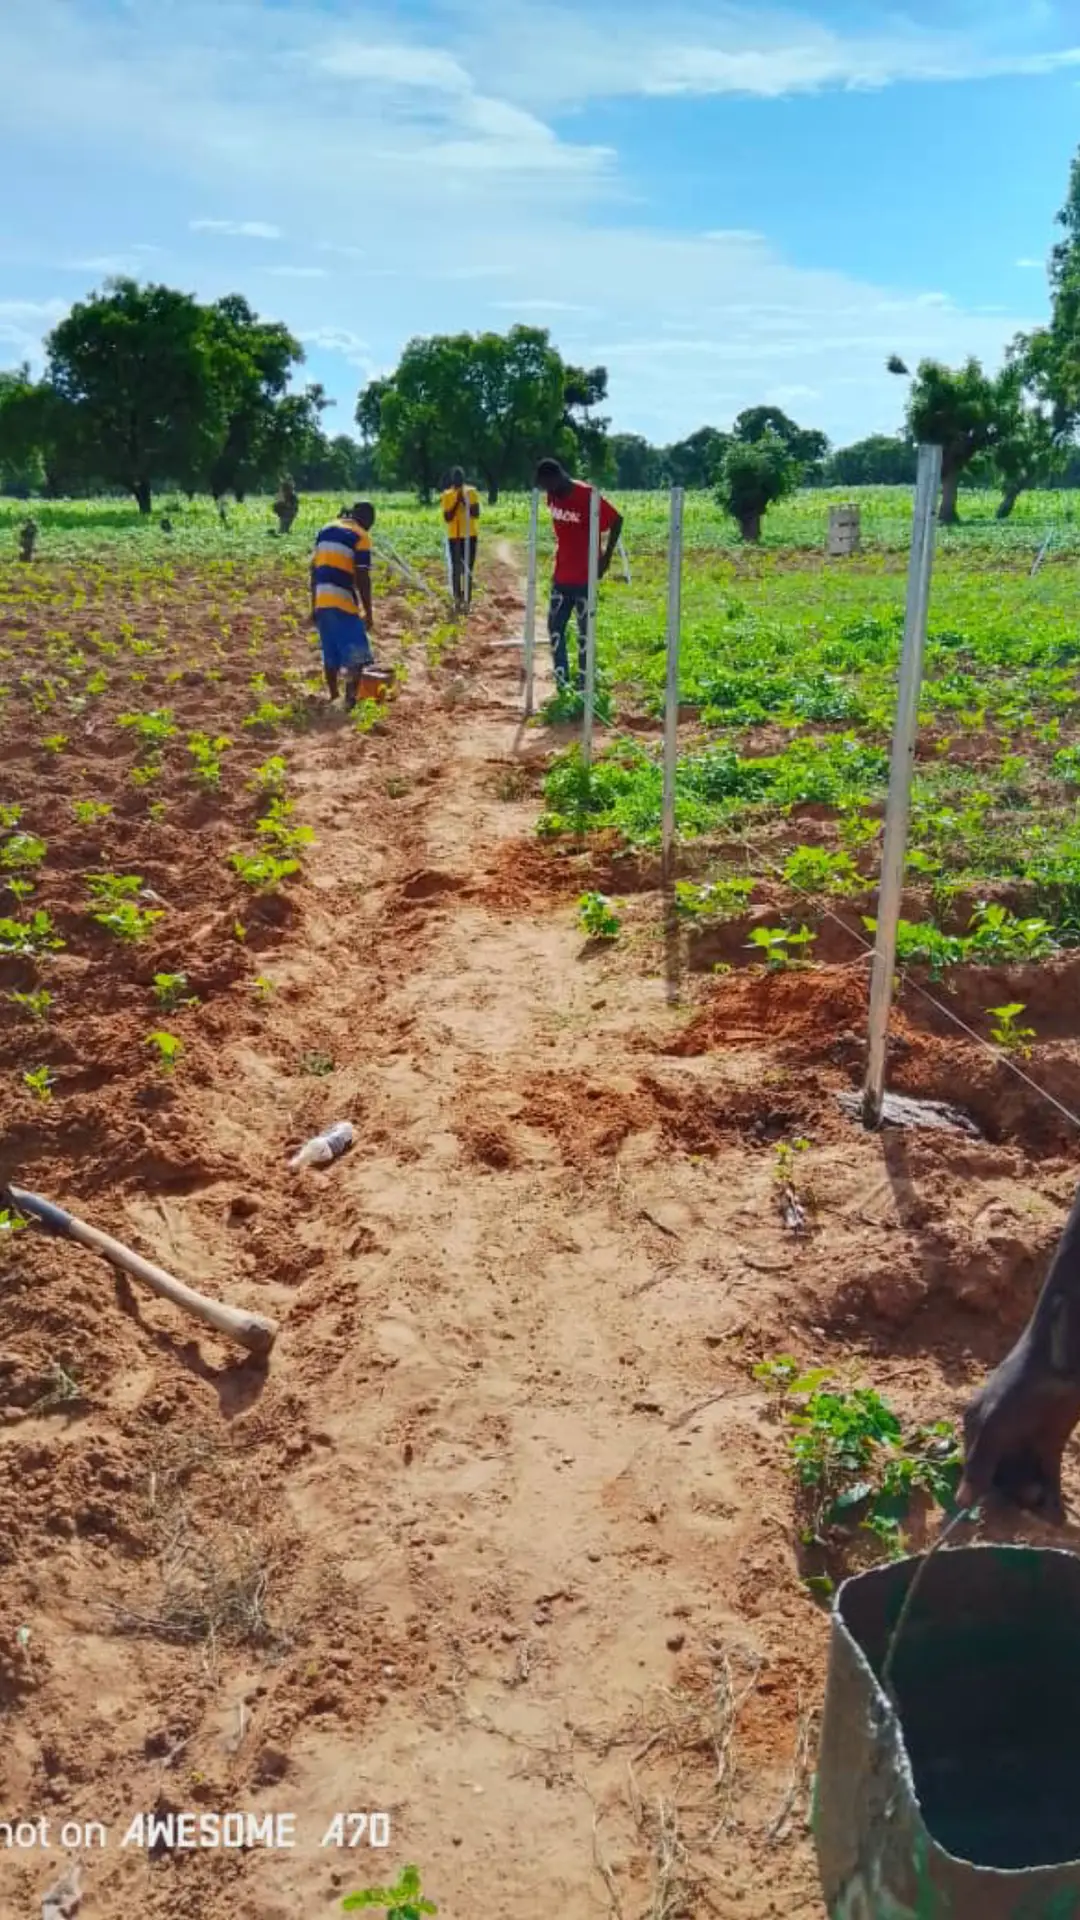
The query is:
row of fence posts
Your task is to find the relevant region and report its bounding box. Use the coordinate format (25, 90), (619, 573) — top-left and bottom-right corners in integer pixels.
(514, 450), (944, 1130)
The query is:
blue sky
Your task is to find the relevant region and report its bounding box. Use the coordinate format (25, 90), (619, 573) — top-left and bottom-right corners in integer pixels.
(0, 0), (1078, 448)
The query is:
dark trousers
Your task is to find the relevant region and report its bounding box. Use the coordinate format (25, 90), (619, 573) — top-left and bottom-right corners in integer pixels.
(449, 537), (478, 605)
(548, 583), (589, 689)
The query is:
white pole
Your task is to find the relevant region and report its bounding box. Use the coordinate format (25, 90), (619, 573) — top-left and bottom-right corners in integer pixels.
(522, 489), (540, 717)
(581, 485), (601, 773)
(661, 488), (684, 885)
(862, 442), (943, 1129)
(443, 532), (453, 598)
(374, 537), (445, 605)
(618, 535), (631, 585)
(1031, 529), (1053, 578)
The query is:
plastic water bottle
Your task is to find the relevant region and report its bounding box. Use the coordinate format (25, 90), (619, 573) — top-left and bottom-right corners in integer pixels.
(288, 1122), (354, 1171)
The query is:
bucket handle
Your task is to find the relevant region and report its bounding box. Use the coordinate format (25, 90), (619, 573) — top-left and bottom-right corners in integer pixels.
(879, 1507), (974, 1703)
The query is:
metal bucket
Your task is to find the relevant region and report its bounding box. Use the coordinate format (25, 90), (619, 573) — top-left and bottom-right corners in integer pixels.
(814, 1544), (1080, 1917)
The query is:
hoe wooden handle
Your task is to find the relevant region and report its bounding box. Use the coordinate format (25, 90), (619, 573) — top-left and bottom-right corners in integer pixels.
(7, 1186), (279, 1360)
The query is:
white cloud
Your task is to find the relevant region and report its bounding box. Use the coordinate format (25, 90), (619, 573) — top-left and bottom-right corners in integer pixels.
(265, 265), (327, 279)
(312, 42), (471, 90)
(468, 3), (1080, 110)
(190, 219), (282, 239)
(1017, 256), (1046, 268)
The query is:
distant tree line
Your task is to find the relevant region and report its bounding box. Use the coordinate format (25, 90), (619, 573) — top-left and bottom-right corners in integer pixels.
(6, 140), (1080, 537)
(0, 280), (372, 514)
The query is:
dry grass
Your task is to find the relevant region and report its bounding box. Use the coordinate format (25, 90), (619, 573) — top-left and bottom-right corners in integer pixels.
(103, 1431), (286, 1664)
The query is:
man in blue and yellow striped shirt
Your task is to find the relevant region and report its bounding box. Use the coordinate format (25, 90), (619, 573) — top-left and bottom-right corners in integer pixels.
(309, 502), (376, 709)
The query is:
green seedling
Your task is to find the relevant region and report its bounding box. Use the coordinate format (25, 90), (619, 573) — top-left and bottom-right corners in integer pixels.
(41, 734), (68, 754)
(146, 1030), (183, 1074)
(152, 972), (199, 1013)
(187, 731), (231, 788)
(7, 988), (53, 1023)
(119, 708), (177, 749)
(253, 756), (289, 795)
(577, 891), (621, 940)
(352, 697), (385, 735)
(23, 1065), (55, 1104)
(782, 847), (861, 897)
(343, 1864), (437, 1917)
(252, 974), (275, 1001)
(72, 800), (112, 825)
(1, 834), (47, 871)
(674, 876), (754, 921)
(243, 700), (291, 730)
(0, 911), (64, 956)
(754, 1356), (962, 1558)
(93, 902), (164, 943)
(988, 1002), (1037, 1056)
(230, 851), (301, 891)
(747, 925), (816, 970)
(5, 878), (35, 902)
(0, 804), (22, 832)
(0, 1206), (28, 1235)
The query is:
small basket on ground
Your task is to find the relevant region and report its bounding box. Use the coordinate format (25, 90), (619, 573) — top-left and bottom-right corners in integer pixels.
(356, 667), (393, 705)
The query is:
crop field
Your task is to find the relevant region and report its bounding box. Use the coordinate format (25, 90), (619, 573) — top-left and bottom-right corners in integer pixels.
(2, 489), (1079, 1919)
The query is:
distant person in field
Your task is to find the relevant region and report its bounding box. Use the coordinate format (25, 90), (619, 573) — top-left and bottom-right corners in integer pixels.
(440, 466), (480, 614)
(274, 477), (299, 537)
(535, 458), (623, 693)
(309, 502), (376, 712)
(18, 519), (37, 563)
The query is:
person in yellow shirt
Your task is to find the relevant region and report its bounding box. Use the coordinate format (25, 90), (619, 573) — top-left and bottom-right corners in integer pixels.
(440, 467), (480, 613)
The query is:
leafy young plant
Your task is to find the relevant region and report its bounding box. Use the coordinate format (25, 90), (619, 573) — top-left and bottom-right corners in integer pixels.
(343, 1864), (437, 1917)
(7, 988), (53, 1023)
(119, 707), (177, 749)
(187, 730), (231, 788)
(753, 1357), (962, 1555)
(0, 804), (22, 832)
(577, 891), (621, 940)
(1, 833), (47, 871)
(0, 911), (64, 956)
(152, 972), (198, 1013)
(674, 876), (755, 921)
(72, 799), (112, 825)
(230, 850), (301, 891)
(747, 925), (816, 970)
(782, 846), (861, 897)
(23, 1065), (55, 1104)
(146, 1030), (183, 1074)
(988, 1001), (1037, 1055)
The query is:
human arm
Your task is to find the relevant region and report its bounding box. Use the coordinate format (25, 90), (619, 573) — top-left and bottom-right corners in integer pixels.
(959, 1179), (1080, 1522)
(597, 501), (623, 580)
(355, 545), (374, 628)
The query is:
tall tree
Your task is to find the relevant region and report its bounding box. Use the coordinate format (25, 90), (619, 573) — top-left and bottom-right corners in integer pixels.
(46, 279), (221, 513)
(733, 405), (829, 478)
(992, 402), (1063, 518)
(662, 427), (729, 488)
(610, 432), (663, 490)
(203, 295), (308, 500)
(905, 358), (1019, 524)
(716, 431), (798, 542)
(827, 435), (917, 487)
(358, 326), (593, 502)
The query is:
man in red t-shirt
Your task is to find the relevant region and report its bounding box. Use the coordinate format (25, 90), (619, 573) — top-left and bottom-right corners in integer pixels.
(536, 458), (623, 693)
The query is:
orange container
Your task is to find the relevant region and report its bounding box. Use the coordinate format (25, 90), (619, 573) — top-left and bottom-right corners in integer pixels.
(357, 667), (392, 704)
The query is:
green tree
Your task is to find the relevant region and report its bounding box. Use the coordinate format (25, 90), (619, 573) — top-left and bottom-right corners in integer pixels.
(716, 430), (798, 542)
(827, 435), (917, 487)
(563, 361), (611, 481)
(734, 405), (829, 478)
(661, 426), (730, 488)
(609, 432), (662, 489)
(992, 401), (1063, 518)
(0, 366), (84, 497)
(905, 357), (1018, 524)
(46, 279), (221, 514)
(358, 335), (467, 501)
(203, 294), (308, 500)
